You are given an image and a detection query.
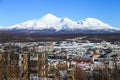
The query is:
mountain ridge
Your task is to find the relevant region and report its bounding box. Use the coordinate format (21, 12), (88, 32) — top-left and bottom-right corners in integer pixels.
(0, 13), (120, 34)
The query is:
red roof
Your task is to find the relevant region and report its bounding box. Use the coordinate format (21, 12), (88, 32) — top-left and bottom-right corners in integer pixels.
(74, 60), (94, 64)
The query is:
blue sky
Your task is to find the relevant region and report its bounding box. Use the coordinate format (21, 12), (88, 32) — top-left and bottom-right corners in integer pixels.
(0, 0), (120, 28)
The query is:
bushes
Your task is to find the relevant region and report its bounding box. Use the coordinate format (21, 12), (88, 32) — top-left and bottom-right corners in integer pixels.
(73, 67), (88, 80)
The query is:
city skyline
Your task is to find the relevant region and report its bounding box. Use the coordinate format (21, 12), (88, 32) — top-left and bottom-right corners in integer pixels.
(0, 0), (120, 28)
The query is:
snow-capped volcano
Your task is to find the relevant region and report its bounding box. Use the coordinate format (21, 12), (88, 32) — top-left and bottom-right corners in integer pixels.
(0, 14), (120, 33)
(77, 18), (117, 30)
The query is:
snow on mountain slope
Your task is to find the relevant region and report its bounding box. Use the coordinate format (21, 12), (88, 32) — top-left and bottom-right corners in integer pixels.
(4, 14), (80, 31)
(77, 18), (118, 30)
(8, 20), (46, 30)
(0, 14), (119, 33)
(36, 14), (79, 31)
(59, 17), (80, 30)
(0, 26), (5, 30)
(38, 14), (61, 31)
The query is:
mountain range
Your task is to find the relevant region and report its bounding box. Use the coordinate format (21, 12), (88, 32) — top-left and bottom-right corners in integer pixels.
(0, 14), (120, 34)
